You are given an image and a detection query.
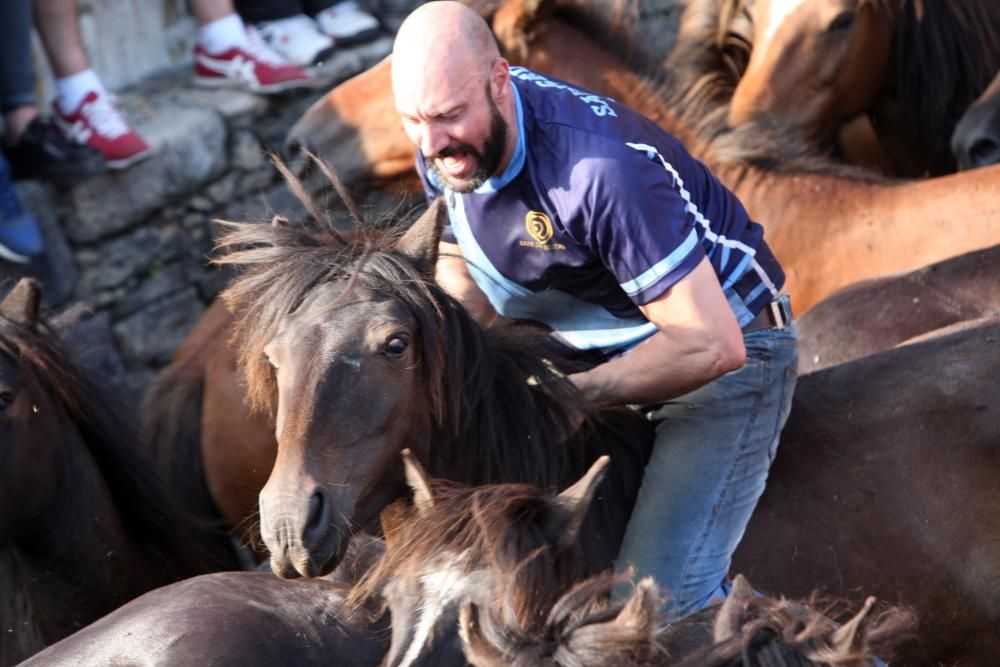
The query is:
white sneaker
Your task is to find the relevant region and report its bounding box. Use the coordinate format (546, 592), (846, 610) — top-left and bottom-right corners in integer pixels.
(313, 1), (381, 46)
(254, 14), (335, 68)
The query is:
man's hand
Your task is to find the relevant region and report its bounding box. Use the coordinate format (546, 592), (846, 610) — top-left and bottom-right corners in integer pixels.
(571, 256), (746, 406)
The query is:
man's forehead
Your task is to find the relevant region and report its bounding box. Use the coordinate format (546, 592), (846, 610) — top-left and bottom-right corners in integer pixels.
(394, 59), (484, 114)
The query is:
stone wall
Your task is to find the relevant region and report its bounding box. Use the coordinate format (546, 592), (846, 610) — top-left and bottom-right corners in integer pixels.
(16, 37), (395, 403)
(14, 0), (685, 405)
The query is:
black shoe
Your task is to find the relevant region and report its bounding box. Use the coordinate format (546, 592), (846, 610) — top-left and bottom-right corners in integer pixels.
(5, 116), (106, 187)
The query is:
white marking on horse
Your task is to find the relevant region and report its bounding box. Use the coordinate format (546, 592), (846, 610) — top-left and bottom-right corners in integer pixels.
(398, 551), (470, 667)
(764, 0), (809, 43)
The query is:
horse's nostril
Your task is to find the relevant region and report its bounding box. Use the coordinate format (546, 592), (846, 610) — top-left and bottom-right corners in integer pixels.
(304, 488), (331, 543)
(968, 137), (1000, 169)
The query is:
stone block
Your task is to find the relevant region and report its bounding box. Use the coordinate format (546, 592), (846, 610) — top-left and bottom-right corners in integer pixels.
(66, 104), (228, 242)
(76, 225), (187, 294)
(112, 286), (205, 367)
(60, 310), (129, 392)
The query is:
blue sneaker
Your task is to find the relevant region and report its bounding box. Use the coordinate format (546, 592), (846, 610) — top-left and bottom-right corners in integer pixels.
(0, 155), (44, 264)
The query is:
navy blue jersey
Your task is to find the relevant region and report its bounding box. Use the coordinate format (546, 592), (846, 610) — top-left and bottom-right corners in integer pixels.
(418, 67), (785, 356)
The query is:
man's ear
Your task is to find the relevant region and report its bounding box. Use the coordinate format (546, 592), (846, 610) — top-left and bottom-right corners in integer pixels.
(490, 57), (511, 102)
(395, 198), (447, 276)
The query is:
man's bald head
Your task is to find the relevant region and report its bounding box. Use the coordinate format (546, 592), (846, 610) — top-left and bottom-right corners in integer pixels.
(391, 2), (516, 193)
(392, 1), (500, 95)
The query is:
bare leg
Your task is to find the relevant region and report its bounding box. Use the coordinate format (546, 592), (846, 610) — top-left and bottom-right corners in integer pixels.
(33, 0), (88, 78)
(191, 0), (238, 26)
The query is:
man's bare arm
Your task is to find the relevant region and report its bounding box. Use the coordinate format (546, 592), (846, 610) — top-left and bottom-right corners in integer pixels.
(435, 241), (498, 326)
(570, 257), (746, 406)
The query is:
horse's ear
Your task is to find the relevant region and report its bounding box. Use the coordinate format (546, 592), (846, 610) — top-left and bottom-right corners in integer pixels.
(713, 574), (754, 642)
(548, 455), (610, 549)
(830, 596), (877, 654)
(0, 278), (41, 329)
(401, 448), (435, 514)
(395, 198), (447, 276)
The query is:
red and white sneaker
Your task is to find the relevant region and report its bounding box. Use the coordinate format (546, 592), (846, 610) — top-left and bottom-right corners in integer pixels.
(52, 90), (152, 170)
(193, 28), (313, 94)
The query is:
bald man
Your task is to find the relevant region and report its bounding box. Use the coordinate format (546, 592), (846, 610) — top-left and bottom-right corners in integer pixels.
(391, 1), (798, 618)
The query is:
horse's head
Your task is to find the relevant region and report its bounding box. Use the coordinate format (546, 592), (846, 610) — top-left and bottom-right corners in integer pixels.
(952, 68), (1000, 171)
(284, 57), (422, 196)
(0, 280), (52, 545)
(365, 452), (613, 666)
(728, 0), (892, 141)
(218, 197), (452, 578)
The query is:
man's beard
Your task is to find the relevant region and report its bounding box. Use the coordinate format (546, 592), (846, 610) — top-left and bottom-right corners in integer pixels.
(428, 97), (508, 193)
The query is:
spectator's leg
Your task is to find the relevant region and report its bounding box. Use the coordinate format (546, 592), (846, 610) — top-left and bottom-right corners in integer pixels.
(234, 0), (335, 68)
(32, 0), (151, 169)
(0, 0), (39, 146)
(191, 0), (312, 93)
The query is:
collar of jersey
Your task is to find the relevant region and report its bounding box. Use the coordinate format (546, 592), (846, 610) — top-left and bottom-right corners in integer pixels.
(473, 81), (526, 194)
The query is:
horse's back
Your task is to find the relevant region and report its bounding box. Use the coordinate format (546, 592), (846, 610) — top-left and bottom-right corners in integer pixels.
(22, 572), (389, 667)
(799, 244), (1000, 373)
(735, 321), (1000, 664)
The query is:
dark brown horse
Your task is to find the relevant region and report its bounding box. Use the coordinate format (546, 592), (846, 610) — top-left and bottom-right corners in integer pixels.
(354, 453), (913, 666)
(215, 196), (652, 580)
(798, 244), (1000, 373)
(20, 538), (390, 667)
(217, 178), (999, 664)
(717, 0), (1000, 176)
(734, 321), (1000, 665)
(952, 67), (1000, 171)
(0, 279), (239, 665)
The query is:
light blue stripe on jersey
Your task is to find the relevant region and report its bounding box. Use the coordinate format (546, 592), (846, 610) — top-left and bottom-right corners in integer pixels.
(618, 228), (699, 296)
(448, 194), (658, 352)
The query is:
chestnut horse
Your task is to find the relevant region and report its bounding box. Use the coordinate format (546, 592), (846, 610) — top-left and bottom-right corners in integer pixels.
(952, 67), (1000, 171)
(797, 244), (1000, 373)
(285, 0), (1000, 314)
(0, 279), (239, 665)
(214, 163), (998, 663)
(721, 0), (1000, 176)
(359, 453), (914, 666)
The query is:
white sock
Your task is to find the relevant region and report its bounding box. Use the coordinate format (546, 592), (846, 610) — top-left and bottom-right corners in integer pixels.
(198, 13), (249, 54)
(55, 69), (104, 116)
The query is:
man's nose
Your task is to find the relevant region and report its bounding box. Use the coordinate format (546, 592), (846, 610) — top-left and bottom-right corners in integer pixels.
(420, 124), (448, 158)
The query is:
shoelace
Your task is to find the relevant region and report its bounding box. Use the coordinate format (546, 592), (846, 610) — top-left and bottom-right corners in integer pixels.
(80, 94), (129, 140)
(244, 27), (290, 67)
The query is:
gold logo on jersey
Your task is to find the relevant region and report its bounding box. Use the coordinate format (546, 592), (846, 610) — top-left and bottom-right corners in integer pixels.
(525, 211), (554, 244)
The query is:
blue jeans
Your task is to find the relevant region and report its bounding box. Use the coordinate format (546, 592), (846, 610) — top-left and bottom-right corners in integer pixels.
(615, 318), (798, 619)
(0, 0), (36, 113)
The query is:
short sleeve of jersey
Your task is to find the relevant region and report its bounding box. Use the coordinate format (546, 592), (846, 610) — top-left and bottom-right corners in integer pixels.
(415, 152), (458, 244)
(568, 142), (706, 306)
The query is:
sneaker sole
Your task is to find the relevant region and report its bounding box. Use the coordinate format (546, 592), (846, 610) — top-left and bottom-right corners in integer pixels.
(329, 27), (382, 48)
(193, 74), (312, 94)
(105, 147), (154, 170)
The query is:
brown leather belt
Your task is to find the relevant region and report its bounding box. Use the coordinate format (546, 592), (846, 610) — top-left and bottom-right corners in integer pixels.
(742, 295), (793, 333)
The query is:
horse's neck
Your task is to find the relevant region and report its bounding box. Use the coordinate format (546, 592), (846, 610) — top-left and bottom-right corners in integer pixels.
(14, 416), (154, 643)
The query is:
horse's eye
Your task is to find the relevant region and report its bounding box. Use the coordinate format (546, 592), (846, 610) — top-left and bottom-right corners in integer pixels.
(825, 9), (854, 33)
(384, 334), (410, 358)
(0, 392), (14, 413)
(263, 352), (278, 370)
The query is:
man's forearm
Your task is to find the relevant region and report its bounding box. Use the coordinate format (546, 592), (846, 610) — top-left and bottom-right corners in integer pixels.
(570, 329), (745, 406)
